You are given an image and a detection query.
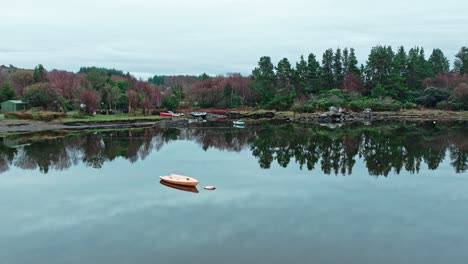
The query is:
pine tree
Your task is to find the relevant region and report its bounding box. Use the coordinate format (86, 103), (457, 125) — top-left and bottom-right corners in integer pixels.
(342, 48), (349, 74)
(454, 47), (468, 75)
(306, 53), (321, 94)
(365, 45), (395, 91)
(333, 48), (343, 88)
(251, 56), (276, 105)
(275, 58), (294, 97)
(387, 46), (409, 101)
(0, 81), (15, 101)
(321, 49), (334, 90)
(428, 48), (450, 76)
(33, 64), (47, 83)
(294, 55), (308, 97)
(406, 47), (431, 90)
(348, 48), (360, 75)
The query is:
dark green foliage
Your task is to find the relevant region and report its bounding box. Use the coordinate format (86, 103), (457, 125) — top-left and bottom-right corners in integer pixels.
(251, 56), (276, 105)
(333, 48), (343, 87)
(23, 83), (62, 109)
(78, 67), (124, 76)
(294, 55), (308, 97)
(198, 73), (210, 80)
(405, 47), (431, 90)
(454, 47), (468, 74)
(416, 87), (450, 107)
(161, 96), (178, 110)
(85, 69), (106, 91)
(365, 45), (395, 90)
(1, 81), (15, 101)
(148, 75), (165, 85)
(275, 58), (294, 97)
(306, 53), (322, 94)
(321, 49), (335, 89)
(33, 64), (47, 83)
(347, 48), (360, 75)
(371, 83), (386, 98)
(428, 49), (450, 75)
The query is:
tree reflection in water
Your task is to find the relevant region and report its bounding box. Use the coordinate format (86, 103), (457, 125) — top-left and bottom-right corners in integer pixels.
(0, 121), (466, 176)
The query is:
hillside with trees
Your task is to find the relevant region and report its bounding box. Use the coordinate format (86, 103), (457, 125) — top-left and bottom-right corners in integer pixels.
(0, 45), (467, 115)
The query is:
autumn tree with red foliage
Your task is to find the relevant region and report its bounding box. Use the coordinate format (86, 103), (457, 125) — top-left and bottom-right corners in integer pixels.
(80, 90), (101, 114)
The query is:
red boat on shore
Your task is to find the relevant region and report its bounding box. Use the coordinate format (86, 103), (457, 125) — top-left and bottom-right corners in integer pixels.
(160, 112), (173, 117)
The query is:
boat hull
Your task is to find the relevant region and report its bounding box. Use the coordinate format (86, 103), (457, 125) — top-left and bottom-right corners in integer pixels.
(233, 121), (245, 126)
(159, 174), (199, 187)
(160, 180), (199, 193)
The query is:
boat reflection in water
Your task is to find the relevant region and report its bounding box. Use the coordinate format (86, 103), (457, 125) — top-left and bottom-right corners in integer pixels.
(159, 180), (199, 193)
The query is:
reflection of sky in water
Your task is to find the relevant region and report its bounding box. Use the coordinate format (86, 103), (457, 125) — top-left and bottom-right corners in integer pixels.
(0, 140), (468, 264)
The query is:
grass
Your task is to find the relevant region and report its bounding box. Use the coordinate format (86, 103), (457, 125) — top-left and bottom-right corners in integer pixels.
(56, 111), (166, 123)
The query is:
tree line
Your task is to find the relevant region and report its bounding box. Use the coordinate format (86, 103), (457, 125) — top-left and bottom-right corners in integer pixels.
(0, 45), (467, 114)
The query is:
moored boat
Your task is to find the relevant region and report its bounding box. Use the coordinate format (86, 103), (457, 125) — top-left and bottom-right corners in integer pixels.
(233, 120), (245, 126)
(160, 180), (199, 193)
(159, 174), (199, 187)
(190, 112), (207, 117)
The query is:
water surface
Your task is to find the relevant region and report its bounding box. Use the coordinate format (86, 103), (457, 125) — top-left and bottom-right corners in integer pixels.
(0, 121), (467, 264)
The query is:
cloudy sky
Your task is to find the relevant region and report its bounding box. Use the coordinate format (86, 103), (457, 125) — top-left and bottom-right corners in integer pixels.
(1, 0), (467, 78)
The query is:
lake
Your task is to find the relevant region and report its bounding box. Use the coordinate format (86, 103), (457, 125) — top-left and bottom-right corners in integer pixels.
(0, 121), (467, 264)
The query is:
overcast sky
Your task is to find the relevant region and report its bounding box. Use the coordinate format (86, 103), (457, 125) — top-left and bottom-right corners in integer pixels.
(1, 0), (467, 78)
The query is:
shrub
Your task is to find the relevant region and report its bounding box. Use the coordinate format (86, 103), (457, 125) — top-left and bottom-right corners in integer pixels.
(416, 87), (450, 107)
(23, 83), (63, 109)
(4, 111), (34, 120)
(291, 103), (315, 113)
(35, 112), (65, 122)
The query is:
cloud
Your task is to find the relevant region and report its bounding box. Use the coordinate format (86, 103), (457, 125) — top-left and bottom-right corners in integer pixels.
(0, 0), (467, 78)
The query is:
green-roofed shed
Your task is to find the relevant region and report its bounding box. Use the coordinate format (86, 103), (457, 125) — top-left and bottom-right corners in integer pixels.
(1, 100), (30, 113)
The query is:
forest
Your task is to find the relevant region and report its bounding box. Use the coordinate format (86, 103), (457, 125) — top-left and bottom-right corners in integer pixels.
(0, 45), (467, 115)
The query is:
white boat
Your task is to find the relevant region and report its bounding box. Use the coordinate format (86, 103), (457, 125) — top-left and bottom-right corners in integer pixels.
(159, 174), (199, 187)
(190, 112), (207, 117)
(233, 120), (245, 126)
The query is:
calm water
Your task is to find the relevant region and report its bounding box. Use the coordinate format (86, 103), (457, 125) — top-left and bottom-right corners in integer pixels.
(0, 121), (467, 264)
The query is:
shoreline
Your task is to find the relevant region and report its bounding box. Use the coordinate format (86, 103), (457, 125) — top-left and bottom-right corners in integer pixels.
(0, 109), (467, 134)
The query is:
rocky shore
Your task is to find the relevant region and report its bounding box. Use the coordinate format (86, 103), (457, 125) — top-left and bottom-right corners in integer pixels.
(0, 109), (467, 134)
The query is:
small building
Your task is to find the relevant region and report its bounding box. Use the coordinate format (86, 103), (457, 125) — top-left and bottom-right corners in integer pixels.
(1, 100), (30, 113)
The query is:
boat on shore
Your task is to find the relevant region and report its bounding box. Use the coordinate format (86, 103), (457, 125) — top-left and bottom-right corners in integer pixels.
(160, 111), (184, 117)
(190, 112), (207, 118)
(159, 174), (199, 187)
(160, 112), (173, 117)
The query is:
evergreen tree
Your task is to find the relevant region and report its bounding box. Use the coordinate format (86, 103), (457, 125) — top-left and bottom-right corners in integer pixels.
(365, 45), (395, 90)
(371, 83), (386, 98)
(294, 55), (308, 97)
(333, 48), (343, 88)
(342, 48), (349, 74)
(428, 48), (450, 76)
(406, 47), (431, 90)
(386, 46), (409, 100)
(275, 58), (294, 97)
(306, 53), (321, 95)
(1, 81), (15, 101)
(321, 49), (334, 90)
(251, 56), (276, 105)
(33, 64), (47, 83)
(348, 48), (360, 75)
(454, 47), (468, 74)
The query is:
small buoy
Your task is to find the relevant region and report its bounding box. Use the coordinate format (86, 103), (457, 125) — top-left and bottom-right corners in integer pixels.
(204, 186), (216, 190)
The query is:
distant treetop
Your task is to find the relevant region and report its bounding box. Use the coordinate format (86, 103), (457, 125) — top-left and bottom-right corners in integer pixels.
(78, 66), (125, 77)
